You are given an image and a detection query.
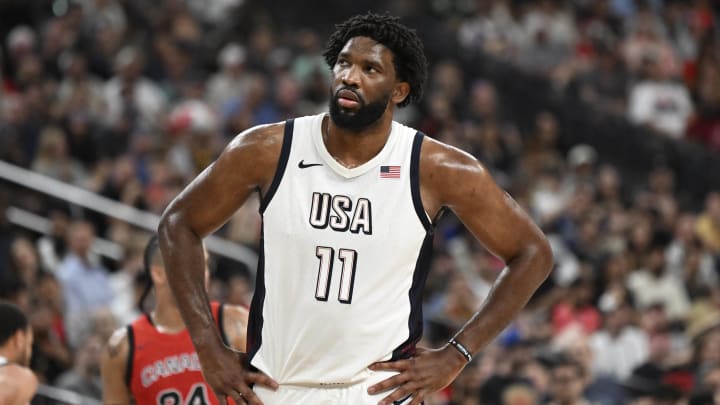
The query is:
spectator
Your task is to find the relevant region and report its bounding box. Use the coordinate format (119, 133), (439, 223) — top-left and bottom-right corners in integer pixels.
(57, 220), (114, 347)
(36, 206), (71, 272)
(546, 355), (593, 405)
(54, 332), (103, 400)
(590, 300), (649, 381)
(696, 192), (720, 254)
(206, 43), (255, 115)
(29, 276), (73, 383)
(31, 126), (87, 185)
(552, 278), (602, 336)
(627, 232), (691, 320)
(666, 214), (717, 294)
(102, 45), (166, 134)
(627, 54), (693, 138)
(686, 39), (720, 153)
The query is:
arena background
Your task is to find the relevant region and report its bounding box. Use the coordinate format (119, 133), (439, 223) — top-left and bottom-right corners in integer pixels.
(1, 0), (720, 403)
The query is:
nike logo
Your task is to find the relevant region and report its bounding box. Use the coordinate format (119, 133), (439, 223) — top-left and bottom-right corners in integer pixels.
(298, 160), (323, 169)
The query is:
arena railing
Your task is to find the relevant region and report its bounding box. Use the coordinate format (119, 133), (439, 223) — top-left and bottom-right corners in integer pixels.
(0, 159), (257, 272)
(35, 383), (103, 405)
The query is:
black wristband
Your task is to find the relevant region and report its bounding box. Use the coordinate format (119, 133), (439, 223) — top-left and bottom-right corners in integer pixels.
(448, 338), (472, 363)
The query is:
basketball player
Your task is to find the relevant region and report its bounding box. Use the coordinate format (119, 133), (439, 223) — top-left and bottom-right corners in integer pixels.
(0, 301), (37, 405)
(158, 13), (553, 405)
(101, 236), (248, 405)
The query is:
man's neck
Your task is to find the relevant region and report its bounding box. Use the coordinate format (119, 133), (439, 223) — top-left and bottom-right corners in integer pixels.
(324, 114), (393, 168)
(0, 350), (13, 365)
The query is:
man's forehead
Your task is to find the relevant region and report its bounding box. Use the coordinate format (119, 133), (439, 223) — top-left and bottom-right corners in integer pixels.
(341, 36), (391, 59)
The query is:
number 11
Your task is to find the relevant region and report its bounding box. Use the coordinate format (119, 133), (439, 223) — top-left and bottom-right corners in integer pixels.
(315, 246), (358, 304)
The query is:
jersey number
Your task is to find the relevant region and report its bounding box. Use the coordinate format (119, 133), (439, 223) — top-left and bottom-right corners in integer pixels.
(315, 246), (357, 304)
(157, 384), (209, 405)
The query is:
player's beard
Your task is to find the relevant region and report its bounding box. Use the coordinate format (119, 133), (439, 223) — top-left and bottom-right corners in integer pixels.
(329, 88), (391, 131)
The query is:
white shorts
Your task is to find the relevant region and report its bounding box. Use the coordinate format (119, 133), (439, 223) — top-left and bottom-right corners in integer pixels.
(253, 371), (414, 404)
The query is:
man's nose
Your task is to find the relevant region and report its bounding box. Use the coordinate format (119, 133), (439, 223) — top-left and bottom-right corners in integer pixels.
(342, 65), (360, 86)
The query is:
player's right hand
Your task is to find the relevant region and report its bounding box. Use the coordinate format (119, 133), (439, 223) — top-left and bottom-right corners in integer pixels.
(197, 343), (278, 405)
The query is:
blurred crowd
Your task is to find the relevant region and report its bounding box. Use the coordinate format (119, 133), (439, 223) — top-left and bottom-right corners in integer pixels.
(0, 0), (719, 404)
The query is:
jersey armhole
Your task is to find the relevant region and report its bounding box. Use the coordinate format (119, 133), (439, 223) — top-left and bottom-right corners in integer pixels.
(124, 325), (135, 389)
(410, 132), (433, 233)
(259, 119), (294, 213)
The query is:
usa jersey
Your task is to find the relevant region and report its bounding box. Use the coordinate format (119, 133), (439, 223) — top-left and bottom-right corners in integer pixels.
(248, 113), (434, 385)
(128, 302), (231, 405)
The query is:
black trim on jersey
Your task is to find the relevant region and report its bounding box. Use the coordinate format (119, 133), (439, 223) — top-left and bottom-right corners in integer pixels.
(247, 228), (266, 366)
(410, 132), (432, 232)
(125, 325), (135, 388)
(391, 232), (434, 361)
(260, 119), (294, 214)
(217, 303), (230, 346)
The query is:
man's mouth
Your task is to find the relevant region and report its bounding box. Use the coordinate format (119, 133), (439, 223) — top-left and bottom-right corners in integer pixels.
(336, 89), (361, 108)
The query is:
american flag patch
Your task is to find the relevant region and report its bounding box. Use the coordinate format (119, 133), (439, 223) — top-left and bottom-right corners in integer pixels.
(380, 165), (401, 179)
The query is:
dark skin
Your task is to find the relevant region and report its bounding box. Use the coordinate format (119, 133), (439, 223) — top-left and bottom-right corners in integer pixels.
(100, 260), (248, 405)
(158, 36), (553, 405)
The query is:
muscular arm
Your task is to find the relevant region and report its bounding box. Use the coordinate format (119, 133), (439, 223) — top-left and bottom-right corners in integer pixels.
(0, 365), (38, 405)
(222, 305), (249, 352)
(420, 137), (554, 356)
(101, 327), (132, 405)
(158, 123), (282, 353)
(158, 124), (283, 404)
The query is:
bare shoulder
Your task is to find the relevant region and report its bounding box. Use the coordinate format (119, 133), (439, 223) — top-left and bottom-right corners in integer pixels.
(217, 122), (287, 190)
(419, 136), (487, 177)
(105, 326), (130, 362)
(2, 364), (37, 384)
(418, 136), (493, 214)
(227, 122), (284, 151)
(0, 365), (38, 401)
(101, 327), (134, 403)
(225, 122), (286, 165)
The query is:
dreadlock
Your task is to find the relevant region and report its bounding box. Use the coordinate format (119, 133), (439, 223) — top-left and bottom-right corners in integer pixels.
(322, 12), (428, 108)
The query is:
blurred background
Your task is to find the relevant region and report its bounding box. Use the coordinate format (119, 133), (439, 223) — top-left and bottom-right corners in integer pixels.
(0, 0), (719, 404)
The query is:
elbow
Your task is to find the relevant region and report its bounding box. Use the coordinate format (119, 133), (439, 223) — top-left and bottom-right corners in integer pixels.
(533, 236), (554, 281)
(157, 208), (202, 246)
(157, 209), (189, 247)
(157, 210), (176, 245)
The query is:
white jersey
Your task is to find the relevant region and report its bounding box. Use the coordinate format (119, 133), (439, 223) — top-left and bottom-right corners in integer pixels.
(247, 113), (434, 386)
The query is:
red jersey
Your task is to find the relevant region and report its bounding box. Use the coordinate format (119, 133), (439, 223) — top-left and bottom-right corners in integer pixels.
(127, 302), (231, 405)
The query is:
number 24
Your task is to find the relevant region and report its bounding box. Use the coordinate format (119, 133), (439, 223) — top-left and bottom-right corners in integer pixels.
(315, 246), (357, 304)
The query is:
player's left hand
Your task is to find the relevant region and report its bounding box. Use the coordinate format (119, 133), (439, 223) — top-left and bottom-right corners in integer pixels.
(367, 345), (468, 405)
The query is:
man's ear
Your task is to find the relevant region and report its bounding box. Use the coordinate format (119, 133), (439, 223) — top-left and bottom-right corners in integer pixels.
(11, 329), (26, 351)
(392, 82), (410, 105)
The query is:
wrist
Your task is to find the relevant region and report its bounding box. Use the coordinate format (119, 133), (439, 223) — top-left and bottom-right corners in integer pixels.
(447, 338), (472, 364)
